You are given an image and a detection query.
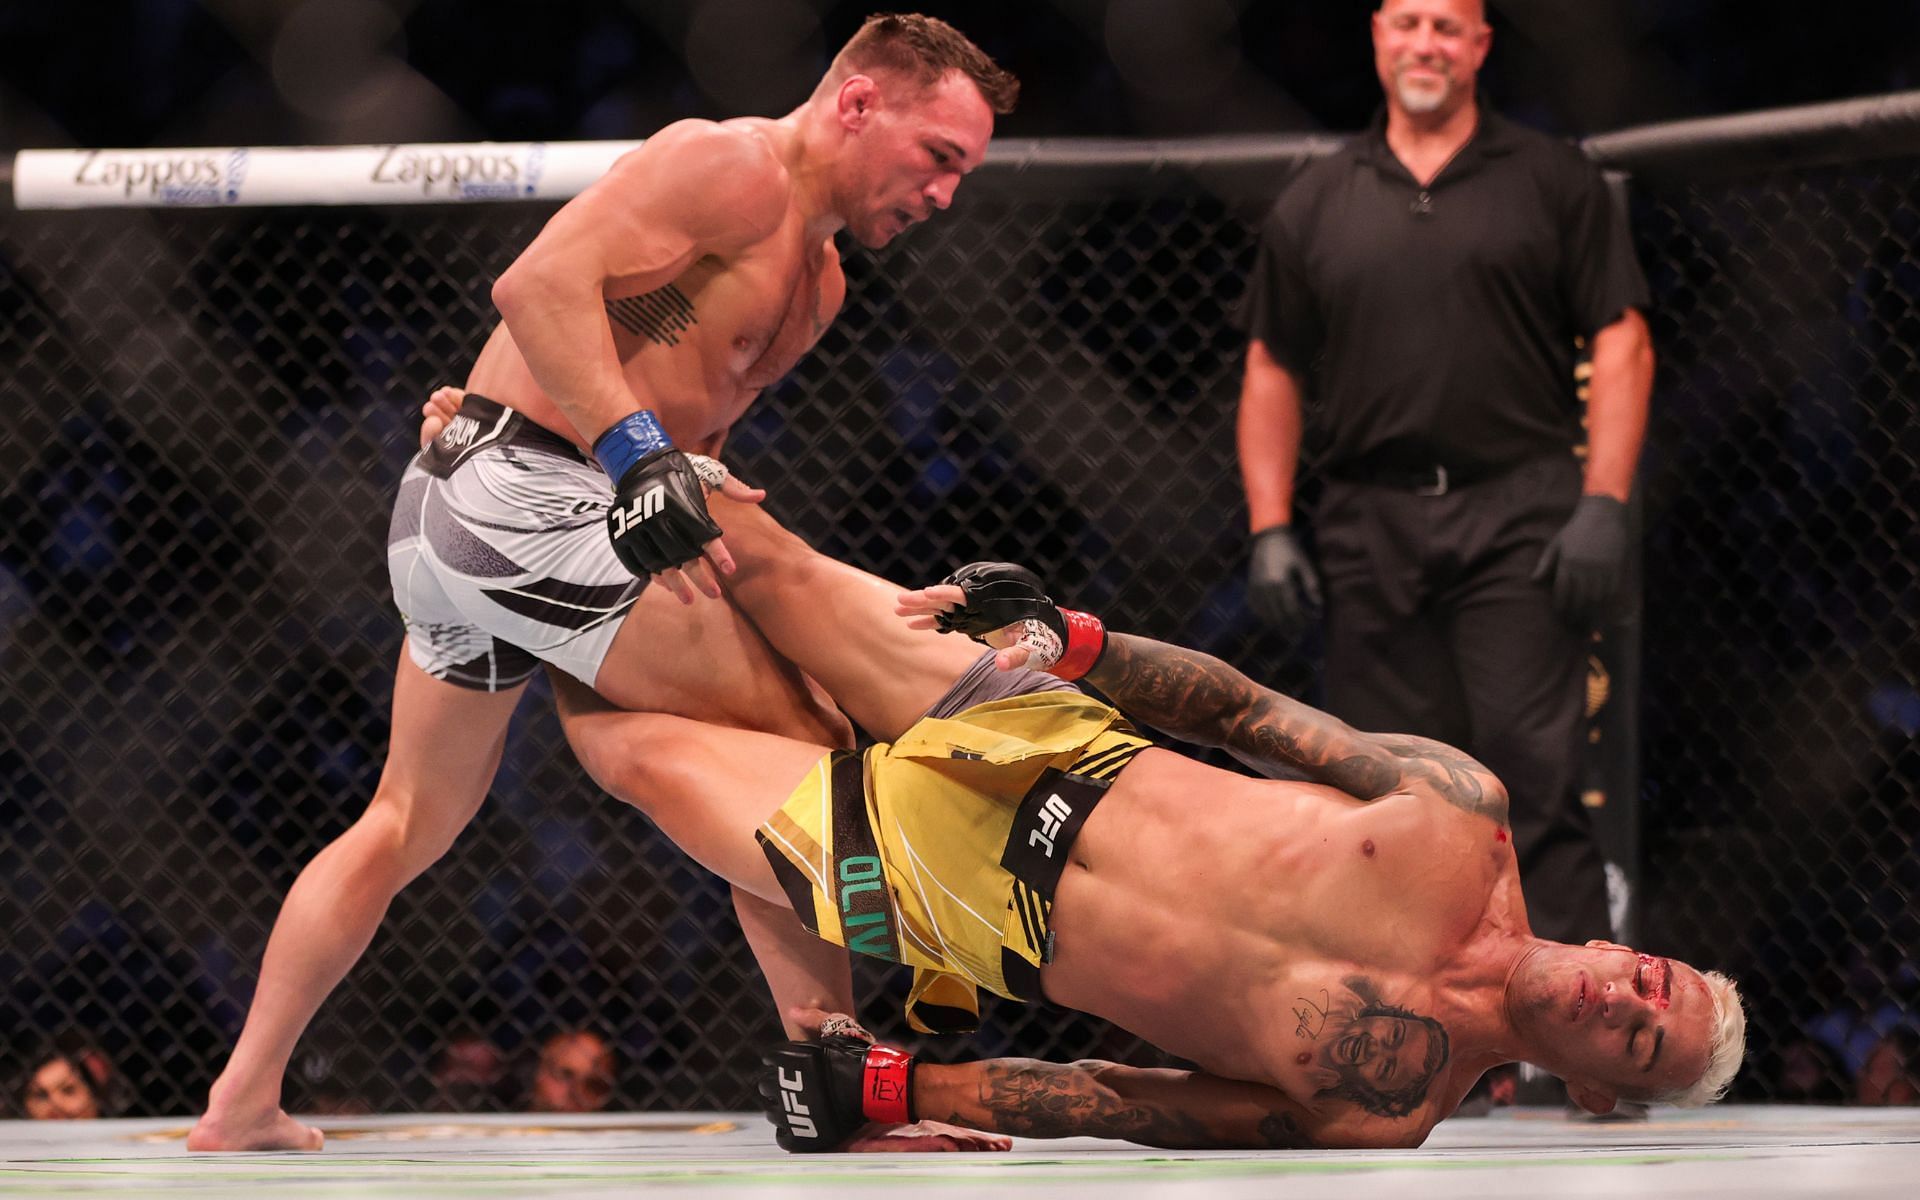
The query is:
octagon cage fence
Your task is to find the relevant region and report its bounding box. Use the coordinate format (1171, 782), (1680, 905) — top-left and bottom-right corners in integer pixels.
(1, 92), (1915, 1117)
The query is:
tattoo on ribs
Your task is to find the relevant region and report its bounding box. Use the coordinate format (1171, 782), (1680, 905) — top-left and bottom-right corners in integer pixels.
(1306, 977), (1452, 1119)
(605, 283), (697, 346)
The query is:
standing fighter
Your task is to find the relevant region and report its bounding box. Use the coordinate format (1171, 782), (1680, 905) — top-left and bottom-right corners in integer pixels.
(190, 14), (1017, 1152)
(541, 497), (1745, 1150)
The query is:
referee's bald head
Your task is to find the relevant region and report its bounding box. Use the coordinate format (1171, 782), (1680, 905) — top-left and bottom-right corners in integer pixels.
(1377, 0), (1486, 27)
(1372, 0), (1493, 119)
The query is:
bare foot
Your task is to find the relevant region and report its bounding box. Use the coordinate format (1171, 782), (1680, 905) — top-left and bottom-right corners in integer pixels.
(844, 1120), (1012, 1153)
(187, 1107), (324, 1152)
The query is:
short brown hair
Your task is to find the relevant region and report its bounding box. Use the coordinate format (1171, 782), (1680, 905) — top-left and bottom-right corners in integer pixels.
(829, 13), (1019, 115)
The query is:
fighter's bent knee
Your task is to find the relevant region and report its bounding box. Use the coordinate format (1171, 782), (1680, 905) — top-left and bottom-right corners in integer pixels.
(562, 713), (645, 808)
(549, 674), (679, 812)
(353, 791), (465, 880)
(793, 679), (855, 749)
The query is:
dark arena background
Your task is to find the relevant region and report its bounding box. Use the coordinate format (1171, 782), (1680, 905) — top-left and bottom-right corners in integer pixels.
(0, 0), (1916, 1165)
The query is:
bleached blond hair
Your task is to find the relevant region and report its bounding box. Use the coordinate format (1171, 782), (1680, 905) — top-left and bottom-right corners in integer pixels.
(1651, 970), (1746, 1107)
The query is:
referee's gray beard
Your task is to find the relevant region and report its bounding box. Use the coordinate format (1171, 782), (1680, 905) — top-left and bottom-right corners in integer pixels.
(1392, 71), (1451, 115)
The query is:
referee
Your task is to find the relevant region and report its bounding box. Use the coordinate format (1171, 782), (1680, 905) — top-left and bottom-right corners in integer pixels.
(1234, 0), (1654, 952)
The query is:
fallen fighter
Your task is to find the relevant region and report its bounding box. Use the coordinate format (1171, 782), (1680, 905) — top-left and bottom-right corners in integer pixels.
(546, 493), (1746, 1152)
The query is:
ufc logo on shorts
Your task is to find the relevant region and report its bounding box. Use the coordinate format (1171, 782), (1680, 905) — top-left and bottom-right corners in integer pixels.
(1027, 793), (1074, 858)
(609, 484), (666, 537)
(777, 1067), (819, 1139)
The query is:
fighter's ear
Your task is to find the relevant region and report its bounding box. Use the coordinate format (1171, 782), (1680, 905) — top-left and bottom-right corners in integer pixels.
(837, 74), (880, 130)
(1585, 939), (1631, 952)
(1567, 1079), (1617, 1115)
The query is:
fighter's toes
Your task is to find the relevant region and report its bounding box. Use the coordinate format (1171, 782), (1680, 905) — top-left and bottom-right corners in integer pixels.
(186, 1109), (325, 1153)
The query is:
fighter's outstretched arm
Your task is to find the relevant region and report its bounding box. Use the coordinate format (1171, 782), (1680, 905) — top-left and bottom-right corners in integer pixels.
(913, 1059), (1331, 1150)
(1085, 633), (1508, 821)
(762, 1041), (1434, 1152)
(899, 569), (1507, 822)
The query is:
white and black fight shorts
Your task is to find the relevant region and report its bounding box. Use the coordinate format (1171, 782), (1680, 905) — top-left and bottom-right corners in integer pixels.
(386, 395), (643, 692)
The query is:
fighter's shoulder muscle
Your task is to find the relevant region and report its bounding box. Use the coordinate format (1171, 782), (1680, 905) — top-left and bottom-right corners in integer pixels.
(1364, 734), (1510, 827)
(595, 119), (792, 251)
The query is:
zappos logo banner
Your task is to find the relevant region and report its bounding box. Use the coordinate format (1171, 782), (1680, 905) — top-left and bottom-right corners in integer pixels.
(371, 145), (537, 198)
(523, 141), (547, 197)
(15, 141), (631, 209)
(71, 148), (249, 205)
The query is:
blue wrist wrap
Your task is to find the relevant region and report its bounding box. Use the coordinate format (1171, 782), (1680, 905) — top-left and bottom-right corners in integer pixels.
(592, 410), (672, 481)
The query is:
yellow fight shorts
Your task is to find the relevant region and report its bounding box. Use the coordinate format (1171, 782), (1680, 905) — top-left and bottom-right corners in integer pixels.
(754, 690), (1151, 1034)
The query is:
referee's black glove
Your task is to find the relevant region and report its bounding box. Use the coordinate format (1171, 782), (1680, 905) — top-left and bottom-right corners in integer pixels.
(1532, 495), (1629, 628)
(1247, 525), (1321, 634)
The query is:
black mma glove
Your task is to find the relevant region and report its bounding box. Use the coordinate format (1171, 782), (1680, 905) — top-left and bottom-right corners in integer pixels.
(758, 1035), (917, 1152)
(592, 410), (722, 577)
(1530, 494), (1629, 628)
(934, 561), (1107, 681)
(1246, 525), (1321, 634)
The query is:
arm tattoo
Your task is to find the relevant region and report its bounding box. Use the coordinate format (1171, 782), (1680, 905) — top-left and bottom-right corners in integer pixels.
(1086, 634), (1508, 822)
(941, 1060), (1315, 1150)
(1257, 1111), (1313, 1149)
(942, 986), (1454, 1141)
(1372, 734), (1506, 821)
(973, 1062), (1209, 1146)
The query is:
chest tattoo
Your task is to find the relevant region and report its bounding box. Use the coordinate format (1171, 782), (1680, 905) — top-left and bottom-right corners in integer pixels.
(605, 283), (697, 346)
(1306, 976), (1451, 1119)
(1292, 988), (1332, 1039)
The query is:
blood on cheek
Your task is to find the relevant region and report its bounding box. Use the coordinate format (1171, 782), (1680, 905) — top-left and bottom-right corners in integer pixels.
(1640, 954), (1673, 1010)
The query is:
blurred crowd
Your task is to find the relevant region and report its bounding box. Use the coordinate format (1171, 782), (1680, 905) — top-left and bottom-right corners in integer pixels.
(9, 1027), (629, 1118)
(0, 1), (1918, 150)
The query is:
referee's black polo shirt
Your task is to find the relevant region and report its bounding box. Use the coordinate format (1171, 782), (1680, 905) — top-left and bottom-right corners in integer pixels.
(1236, 107), (1650, 478)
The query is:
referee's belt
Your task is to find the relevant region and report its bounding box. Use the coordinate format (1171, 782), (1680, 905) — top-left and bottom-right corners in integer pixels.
(1328, 460), (1506, 495)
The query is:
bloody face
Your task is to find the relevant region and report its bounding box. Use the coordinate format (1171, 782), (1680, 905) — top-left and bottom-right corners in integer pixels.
(1511, 942), (1715, 1099)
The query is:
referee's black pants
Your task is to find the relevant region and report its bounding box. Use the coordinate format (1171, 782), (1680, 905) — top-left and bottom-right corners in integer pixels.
(1314, 452), (1613, 945)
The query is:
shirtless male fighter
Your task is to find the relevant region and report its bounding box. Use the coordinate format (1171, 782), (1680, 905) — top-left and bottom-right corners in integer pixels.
(541, 496), (1747, 1151)
(189, 14), (1018, 1152)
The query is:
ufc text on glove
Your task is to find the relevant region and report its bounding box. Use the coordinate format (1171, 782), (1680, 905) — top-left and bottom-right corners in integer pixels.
(592, 410), (724, 578)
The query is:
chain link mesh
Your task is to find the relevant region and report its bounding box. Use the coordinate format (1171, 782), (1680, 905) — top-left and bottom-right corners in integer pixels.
(1, 145), (1914, 1115)
(1627, 159), (1920, 1103)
